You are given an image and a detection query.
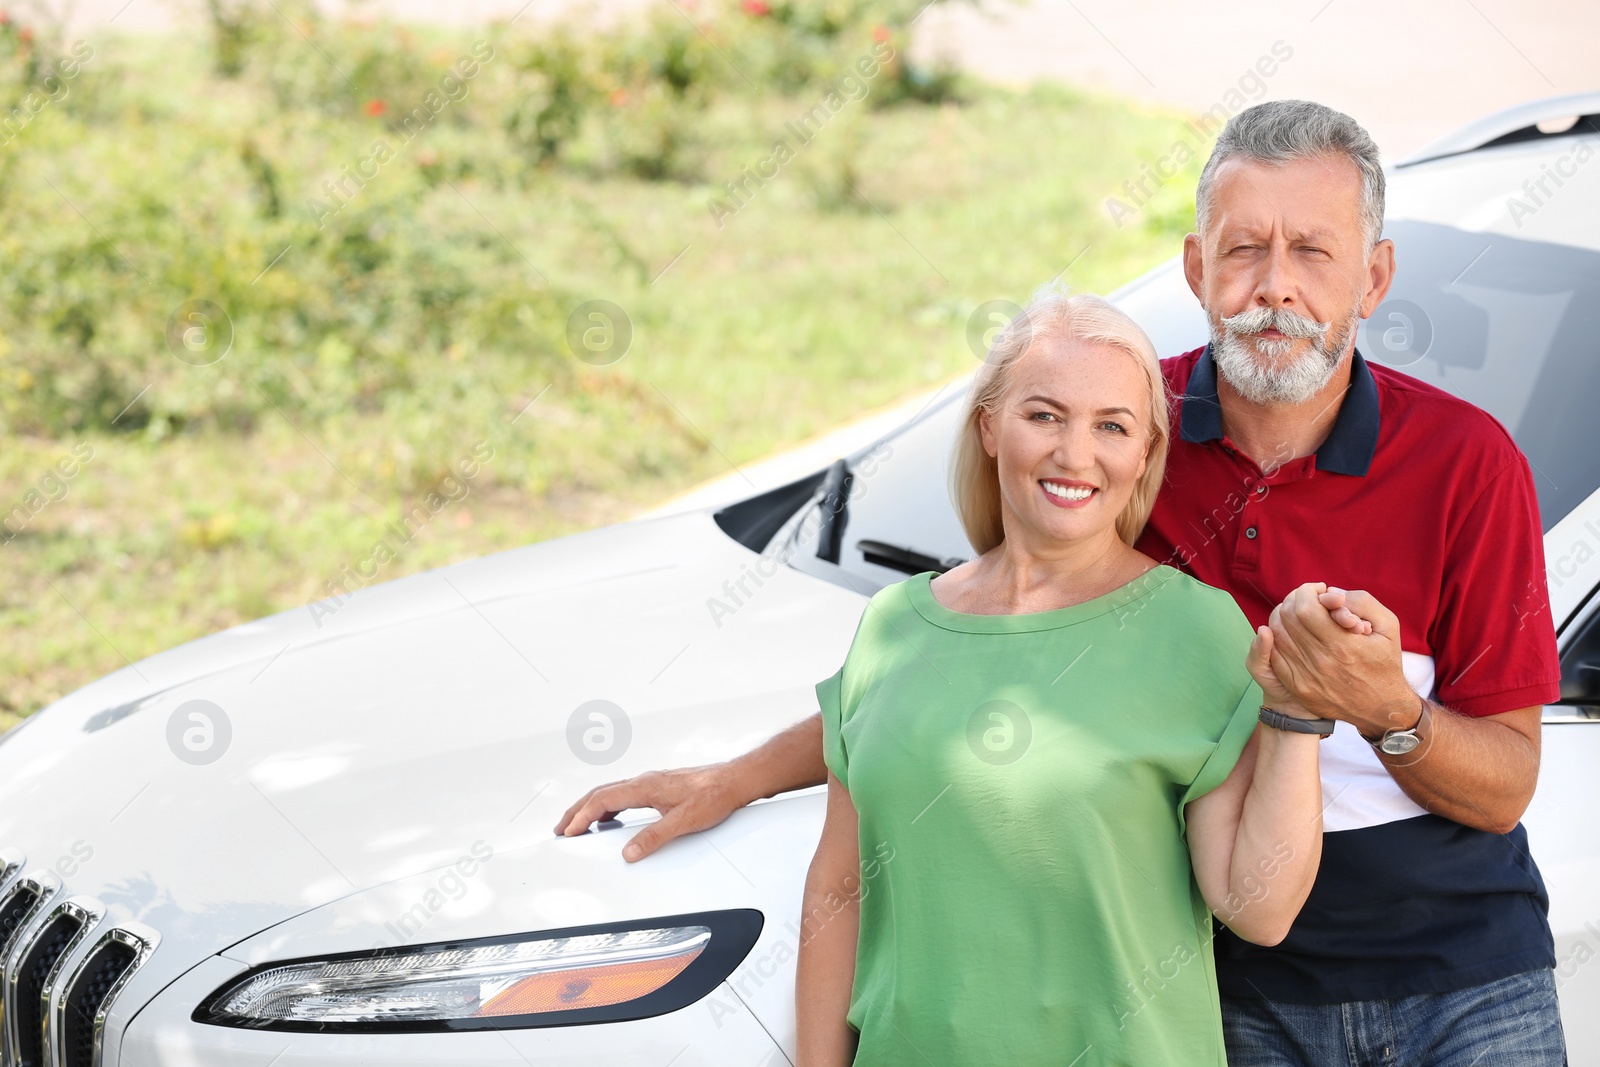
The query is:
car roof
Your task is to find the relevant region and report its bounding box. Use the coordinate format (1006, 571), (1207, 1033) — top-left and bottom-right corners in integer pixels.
(1388, 95), (1600, 254)
(1397, 92), (1600, 169)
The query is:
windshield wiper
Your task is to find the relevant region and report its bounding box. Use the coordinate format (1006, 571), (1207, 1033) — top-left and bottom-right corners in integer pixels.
(856, 539), (966, 576)
(814, 459), (853, 563)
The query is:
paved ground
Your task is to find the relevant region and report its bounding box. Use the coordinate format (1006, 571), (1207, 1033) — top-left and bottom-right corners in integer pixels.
(915, 0), (1597, 159)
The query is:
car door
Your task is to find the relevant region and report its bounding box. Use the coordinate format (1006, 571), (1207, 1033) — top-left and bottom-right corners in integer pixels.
(1527, 483), (1600, 1060)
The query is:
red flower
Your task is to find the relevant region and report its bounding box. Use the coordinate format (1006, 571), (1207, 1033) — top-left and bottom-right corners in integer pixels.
(0, 11), (10, 25)
(871, 23), (891, 42)
(608, 87), (629, 106)
(741, 0), (771, 15)
(364, 99), (387, 117)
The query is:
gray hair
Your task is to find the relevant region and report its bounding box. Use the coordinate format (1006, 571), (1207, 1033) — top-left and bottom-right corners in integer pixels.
(1196, 100), (1385, 250)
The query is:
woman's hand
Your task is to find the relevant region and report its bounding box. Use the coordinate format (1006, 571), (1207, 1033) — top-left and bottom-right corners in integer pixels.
(1247, 622), (1322, 721)
(1246, 622), (1300, 711)
(1318, 585), (1374, 635)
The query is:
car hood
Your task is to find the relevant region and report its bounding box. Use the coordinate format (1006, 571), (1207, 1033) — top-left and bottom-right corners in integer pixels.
(0, 507), (864, 1028)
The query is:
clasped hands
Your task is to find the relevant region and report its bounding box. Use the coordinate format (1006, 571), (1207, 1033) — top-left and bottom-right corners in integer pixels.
(1246, 583), (1421, 738)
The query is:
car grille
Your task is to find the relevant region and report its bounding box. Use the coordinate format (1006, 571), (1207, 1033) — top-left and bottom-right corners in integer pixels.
(0, 864), (156, 1067)
(59, 939), (136, 1067)
(12, 912), (84, 1067)
(0, 889), (41, 964)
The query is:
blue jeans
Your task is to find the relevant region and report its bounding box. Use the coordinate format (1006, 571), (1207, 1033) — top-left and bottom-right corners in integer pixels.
(1221, 968), (1567, 1067)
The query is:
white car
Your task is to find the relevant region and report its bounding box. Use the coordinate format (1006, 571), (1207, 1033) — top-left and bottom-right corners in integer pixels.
(3, 93), (1600, 1066)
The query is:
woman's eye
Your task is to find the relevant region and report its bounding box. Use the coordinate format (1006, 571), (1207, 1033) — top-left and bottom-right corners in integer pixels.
(1099, 421), (1128, 434)
(1029, 410), (1057, 422)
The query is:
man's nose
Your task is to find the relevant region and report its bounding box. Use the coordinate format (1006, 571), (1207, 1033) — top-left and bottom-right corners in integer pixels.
(1253, 245), (1299, 309)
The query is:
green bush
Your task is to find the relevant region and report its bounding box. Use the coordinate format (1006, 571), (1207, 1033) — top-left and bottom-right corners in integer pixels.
(503, 21), (595, 166)
(0, 0), (969, 440)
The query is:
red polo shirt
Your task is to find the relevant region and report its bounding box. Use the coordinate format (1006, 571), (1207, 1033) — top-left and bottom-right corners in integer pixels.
(1135, 344), (1562, 1002)
(1136, 344), (1559, 717)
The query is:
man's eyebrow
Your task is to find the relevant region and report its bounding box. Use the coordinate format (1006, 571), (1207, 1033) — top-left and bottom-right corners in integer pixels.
(1287, 227), (1340, 244)
(1219, 223), (1343, 246)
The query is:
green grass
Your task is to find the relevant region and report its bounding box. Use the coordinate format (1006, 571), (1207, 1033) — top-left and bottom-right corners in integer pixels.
(0, 17), (1207, 729)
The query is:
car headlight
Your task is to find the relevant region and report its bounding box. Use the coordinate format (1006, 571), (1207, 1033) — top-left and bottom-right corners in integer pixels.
(194, 910), (763, 1032)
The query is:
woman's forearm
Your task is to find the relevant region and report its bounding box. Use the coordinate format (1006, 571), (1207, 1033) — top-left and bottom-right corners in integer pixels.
(1221, 728), (1324, 945)
(795, 774), (861, 1067)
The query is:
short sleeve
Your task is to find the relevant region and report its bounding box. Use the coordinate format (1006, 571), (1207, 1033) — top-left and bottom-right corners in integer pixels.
(816, 666), (849, 786)
(1432, 453), (1561, 716)
(1178, 678), (1263, 822)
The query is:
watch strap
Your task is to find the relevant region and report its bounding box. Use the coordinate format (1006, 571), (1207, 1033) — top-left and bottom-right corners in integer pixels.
(1258, 706), (1337, 737)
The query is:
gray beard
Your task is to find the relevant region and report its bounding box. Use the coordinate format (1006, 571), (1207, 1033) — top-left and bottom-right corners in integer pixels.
(1211, 304), (1358, 405)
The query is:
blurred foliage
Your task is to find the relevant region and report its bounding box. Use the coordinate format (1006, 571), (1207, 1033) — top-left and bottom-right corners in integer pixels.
(0, 0), (1203, 722)
(0, 0), (965, 442)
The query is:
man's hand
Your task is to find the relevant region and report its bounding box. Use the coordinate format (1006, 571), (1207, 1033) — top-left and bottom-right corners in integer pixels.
(554, 764), (748, 862)
(1264, 582), (1543, 833)
(1266, 583), (1416, 737)
(1249, 584), (1373, 714)
(553, 713), (830, 862)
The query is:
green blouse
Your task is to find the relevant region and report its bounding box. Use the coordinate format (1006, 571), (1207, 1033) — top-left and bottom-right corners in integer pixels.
(816, 566), (1261, 1066)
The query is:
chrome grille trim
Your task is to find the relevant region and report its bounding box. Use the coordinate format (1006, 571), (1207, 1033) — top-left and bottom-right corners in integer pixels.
(0, 876), (61, 1067)
(0, 854), (24, 897)
(30, 901), (103, 1067)
(6, 897), (93, 1067)
(50, 926), (156, 1067)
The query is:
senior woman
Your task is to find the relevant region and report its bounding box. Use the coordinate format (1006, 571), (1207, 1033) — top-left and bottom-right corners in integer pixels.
(794, 292), (1332, 1066)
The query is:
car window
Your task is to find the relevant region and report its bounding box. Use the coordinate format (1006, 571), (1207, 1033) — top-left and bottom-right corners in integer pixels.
(1357, 220), (1600, 531)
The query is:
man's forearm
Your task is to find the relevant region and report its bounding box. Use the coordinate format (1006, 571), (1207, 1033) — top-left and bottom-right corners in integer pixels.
(1378, 700), (1541, 835)
(726, 713), (828, 804)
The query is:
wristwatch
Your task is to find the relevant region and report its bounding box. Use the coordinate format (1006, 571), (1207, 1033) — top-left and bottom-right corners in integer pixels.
(1258, 706), (1336, 738)
(1363, 697), (1429, 755)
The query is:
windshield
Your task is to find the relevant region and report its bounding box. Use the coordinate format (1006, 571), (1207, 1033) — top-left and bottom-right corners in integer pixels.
(1355, 220), (1600, 530)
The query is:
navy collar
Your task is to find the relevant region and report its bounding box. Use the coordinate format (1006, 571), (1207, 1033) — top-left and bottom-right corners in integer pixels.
(1179, 343), (1381, 477)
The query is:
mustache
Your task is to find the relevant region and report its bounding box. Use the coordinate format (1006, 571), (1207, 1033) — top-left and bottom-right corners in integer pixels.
(1220, 305), (1331, 341)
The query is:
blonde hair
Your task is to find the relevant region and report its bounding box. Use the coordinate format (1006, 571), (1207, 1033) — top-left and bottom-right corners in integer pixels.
(950, 290), (1170, 555)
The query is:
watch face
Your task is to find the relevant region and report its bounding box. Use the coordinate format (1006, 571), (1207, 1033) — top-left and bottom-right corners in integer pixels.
(1380, 731), (1422, 755)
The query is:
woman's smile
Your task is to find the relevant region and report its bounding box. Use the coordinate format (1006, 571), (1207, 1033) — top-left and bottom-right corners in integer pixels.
(1039, 478), (1098, 508)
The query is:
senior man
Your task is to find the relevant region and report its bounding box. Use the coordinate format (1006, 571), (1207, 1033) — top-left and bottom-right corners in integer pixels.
(556, 100), (1566, 1066)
